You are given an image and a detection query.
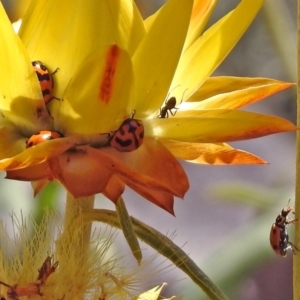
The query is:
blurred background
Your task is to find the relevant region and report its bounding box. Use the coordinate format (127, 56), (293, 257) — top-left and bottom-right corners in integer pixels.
(1, 0), (297, 299)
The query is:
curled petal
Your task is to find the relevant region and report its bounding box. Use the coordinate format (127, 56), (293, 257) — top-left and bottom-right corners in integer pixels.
(0, 136), (78, 170)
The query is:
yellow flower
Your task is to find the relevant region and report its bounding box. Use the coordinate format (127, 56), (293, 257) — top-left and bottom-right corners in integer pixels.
(0, 0), (296, 214)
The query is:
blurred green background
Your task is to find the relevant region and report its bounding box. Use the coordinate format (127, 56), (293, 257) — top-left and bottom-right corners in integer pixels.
(1, 0), (297, 299)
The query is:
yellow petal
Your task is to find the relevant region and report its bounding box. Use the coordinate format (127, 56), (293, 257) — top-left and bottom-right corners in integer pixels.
(133, 0), (193, 118)
(0, 124), (26, 159)
(184, 0), (217, 50)
(134, 284), (166, 300)
(170, 0), (265, 100)
(57, 46), (133, 134)
(144, 0), (217, 50)
(0, 136), (77, 170)
(0, 4), (40, 101)
(145, 110), (297, 143)
(183, 77), (294, 110)
(0, 4), (52, 132)
(160, 140), (268, 165)
(19, 0), (145, 97)
(1, 99), (53, 135)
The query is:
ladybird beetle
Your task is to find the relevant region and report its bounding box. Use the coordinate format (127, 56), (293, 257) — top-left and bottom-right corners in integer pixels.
(26, 130), (63, 148)
(109, 118), (144, 152)
(32, 60), (58, 104)
(158, 97), (179, 118)
(269, 203), (299, 256)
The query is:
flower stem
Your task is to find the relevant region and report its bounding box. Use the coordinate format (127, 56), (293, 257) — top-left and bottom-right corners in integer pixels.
(64, 192), (95, 242)
(57, 192), (95, 263)
(294, 1), (300, 298)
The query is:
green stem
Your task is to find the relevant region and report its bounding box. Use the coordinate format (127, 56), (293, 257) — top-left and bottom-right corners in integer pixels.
(64, 192), (95, 244)
(57, 192), (95, 261)
(294, 1), (300, 299)
(83, 209), (229, 300)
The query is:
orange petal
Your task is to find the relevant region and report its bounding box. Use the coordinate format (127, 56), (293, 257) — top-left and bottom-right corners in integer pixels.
(5, 161), (53, 180)
(102, 176), (125, 203)
(92, 137), (189, 198)
(48, 149), (114, 198)
(31, 179), (50, 196)
(122, 179), (176, 215)
(104, 175), (176, 214)
(160, 140), (267, 165)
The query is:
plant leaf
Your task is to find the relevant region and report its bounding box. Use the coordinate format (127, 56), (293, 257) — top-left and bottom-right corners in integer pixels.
(83, 209), (229, 300)
(116, 197), (142, 264)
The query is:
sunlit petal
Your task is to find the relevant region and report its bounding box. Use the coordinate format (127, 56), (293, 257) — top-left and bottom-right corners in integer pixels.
(170, 0), (265, 101)
(145, 110), (297, 143)
(57, 46), (134, 134)
(184, 0), (217, 50)
(19, 0), (145, 98)
(182, 77), (294, 110)
(133, 0), (193, 117)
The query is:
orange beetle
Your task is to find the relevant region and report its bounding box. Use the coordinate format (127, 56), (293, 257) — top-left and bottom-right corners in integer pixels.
(32, 60), (58, 104)
(270, 203), (299, 256)
(26, 130), (63, 148)
(109, 119), (144, 152)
